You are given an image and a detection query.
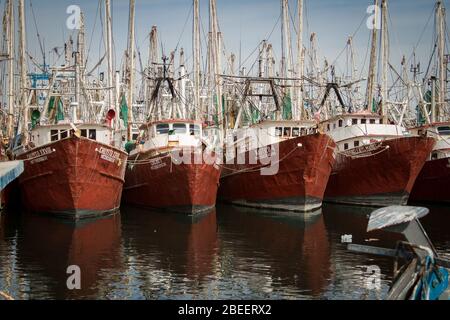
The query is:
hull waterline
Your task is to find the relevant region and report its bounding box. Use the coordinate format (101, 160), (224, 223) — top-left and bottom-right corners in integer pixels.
(218, 133), (336, 212)
(324, 136), (435, 207)
(17, 136), (127, 219)
(123, 150), (221, 215)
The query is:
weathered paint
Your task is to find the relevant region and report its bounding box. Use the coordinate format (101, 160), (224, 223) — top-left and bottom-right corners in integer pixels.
(17, 136), (127, 219)
(123, 150), (221, 214)
(218, 133), (336, 212)
(324, 136), (436, 206)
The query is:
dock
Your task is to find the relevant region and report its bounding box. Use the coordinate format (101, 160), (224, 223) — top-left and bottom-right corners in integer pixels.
(0, 160), (23, 191)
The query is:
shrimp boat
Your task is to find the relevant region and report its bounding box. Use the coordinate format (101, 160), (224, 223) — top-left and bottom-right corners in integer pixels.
(121, 51), (221, 214)
(322, 111), (435, 206)
(14, 122), (127, 219)
(219, 120), (336, 212)
(123, 119), (221, 214)
(13, 64), (127, 219)
(320, 0), (435, 206)
(409, 122), (450, 204)
(218, 77), (336, 212)
(11, 7), (127, 219)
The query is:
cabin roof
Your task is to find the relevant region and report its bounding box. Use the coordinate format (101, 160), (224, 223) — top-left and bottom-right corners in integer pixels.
(321, 111), (382, 124)
(253, 119), (317, 127)
(148, 119), (203, 125)
(409, 121), (450, 130)
(34, 122), (112, 130)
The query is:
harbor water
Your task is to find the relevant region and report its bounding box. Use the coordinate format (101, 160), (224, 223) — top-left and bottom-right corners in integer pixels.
(0, 204), (448, 300)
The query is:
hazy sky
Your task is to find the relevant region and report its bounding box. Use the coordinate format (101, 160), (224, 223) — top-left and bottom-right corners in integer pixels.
(3, 0), (449, 81)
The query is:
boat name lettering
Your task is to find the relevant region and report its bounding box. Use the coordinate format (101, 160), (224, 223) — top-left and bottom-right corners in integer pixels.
(27, 147), (53, 159)
(150, 158), (166, 170)
(98, 147), (120, 163)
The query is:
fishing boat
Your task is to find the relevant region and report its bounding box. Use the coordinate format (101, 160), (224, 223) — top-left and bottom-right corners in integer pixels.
(14, 121), (127, 219)
(322, 112), (435, 206)
(348, 206), (449, 300)
(319, 0), (436, 206)
(11, 3), (127, 219)
(409, 122), (450, 204)
(217, 0), (336, 212)
(123, 119), (221, 214)
(218, 118), (336, 212)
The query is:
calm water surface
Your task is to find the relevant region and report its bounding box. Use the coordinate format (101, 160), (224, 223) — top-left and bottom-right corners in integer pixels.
(0, 203), (448, 300)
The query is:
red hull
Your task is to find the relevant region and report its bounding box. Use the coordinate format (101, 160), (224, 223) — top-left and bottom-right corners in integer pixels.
(123, 150), (221, 214)
(17, 137), (127, 219)
(218, 133), (336, 212)
(409, 157), (450, 204)
(324, 136), (435, 206)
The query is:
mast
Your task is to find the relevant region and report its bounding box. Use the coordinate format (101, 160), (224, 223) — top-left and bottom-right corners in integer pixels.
(209, 0), (223, 131)
(266, 44), (275, 78)
(437, 0), (446, 122)
(281, 0), (294, 119)
(77, 12), (86, 86)
(105, 0), (115, 119)
(6, 0), (14, 139)
(193, 0), (201, 121)
(179, 48), (187, 119)
(296, 0), (304, 120)
(19, 0), (29, 144)
(366, 0), (379, 114)
(126, 0), (135, 140)
(147, 26), (158, 120)
(380, 0), (388, 122)
(65, 36), (73, 67)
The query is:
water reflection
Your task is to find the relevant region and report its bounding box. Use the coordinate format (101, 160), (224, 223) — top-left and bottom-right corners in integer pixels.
(216, 206), (330, 299)
(1, 212), (123, 299)
(119, 207), (218, 299)
(0, 203), (448, 300)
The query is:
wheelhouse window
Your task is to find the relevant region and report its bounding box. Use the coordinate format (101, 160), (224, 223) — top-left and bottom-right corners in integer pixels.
(292, 127), (300, 137)
(173, 123), (187, 134)
(438, 126), (450, 135)
(283, 127), (291, 137)
(344, 143), (349, 150)
(156, 123), (170, 135)
(301, 128), (306, 136)
(361, 119), (367, 124)
(50, 130), (59, 142)
(60, 130), (68, 139)
(275, 127), (282, 137)
(338, 120), (343, 127)
(81, 129), (87, 137)
(354, 140), (360, 147)
(190, 124), (200, 136)
(370, 119), (376, 124)
(89, 129), (96, 140)
(352, 119), (358, 125)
